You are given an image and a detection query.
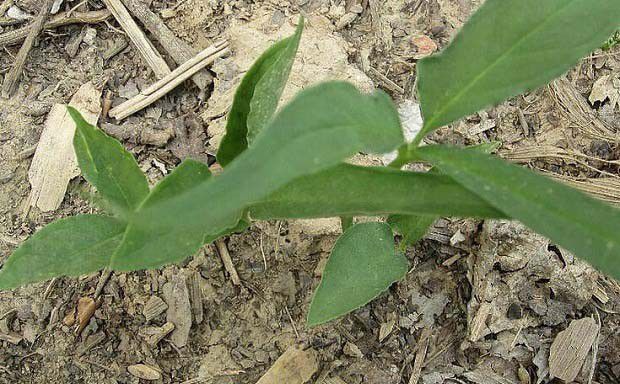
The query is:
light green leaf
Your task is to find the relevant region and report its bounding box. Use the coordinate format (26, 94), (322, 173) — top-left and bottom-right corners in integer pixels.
(249, 164), (505, 220)
(113, 82), (404, 271)
(417, 145), (620, 280)
(307, 222), (408, 327)
(217, 20), (304, 166)
(417, 0), (620, 135)
(68, 107), (149, 216)
(388, 214), (436, 245)
(0, 215), (125, 290)
(141, 159), (211, 208)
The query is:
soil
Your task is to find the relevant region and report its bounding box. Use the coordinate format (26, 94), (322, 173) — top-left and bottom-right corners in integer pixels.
(1, 0), (619, 383)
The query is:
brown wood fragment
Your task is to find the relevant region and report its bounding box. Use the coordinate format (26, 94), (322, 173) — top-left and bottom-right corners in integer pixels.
(101, 0), (170, 79)
(0, 10), (111, 47)
(549, 317), (599, 382)
(408, 328), (431, 384)
(139, 322), (175, 346)
(469, 302), (492, 342)
(163, 274), (191, 348)
(256, 346), (319, 384)
(1, 0), (54, 98)
(186, 271), (203, 324)
(109, 40), (229, 120)
(121, 0), (212, 90)
(143, 295), (168, 322)
(127, 364), (162, 381)
(215, 238), (241, 286)
(25, 82), (102, 212)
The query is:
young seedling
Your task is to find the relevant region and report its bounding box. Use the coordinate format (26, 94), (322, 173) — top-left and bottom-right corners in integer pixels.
(1, 1), (619, 328)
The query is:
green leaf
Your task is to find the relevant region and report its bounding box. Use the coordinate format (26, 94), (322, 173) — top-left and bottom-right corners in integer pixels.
(307, 222), (408, 327)
(217, 20), (304, 166)
(0, 215), (125, 290)
(388, 214), (436, 245)
(141, 159), (211, 208)
(249, 164), (505, 220)
(417, 0), (620, 135)
(385, 142), (500, 245)
(417, 145), (620, 280)
(113, 82), (404, 271)
(68, 107), (149, 216)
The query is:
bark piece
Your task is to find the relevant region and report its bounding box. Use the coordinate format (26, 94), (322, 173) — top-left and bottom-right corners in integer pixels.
(256, 346), (318, 384)
(143, 295), (167, 321)
(26, 82), (102, 212)
(186, 271), (203, 324)
(549, 317), (599, 382)
(163, 274), (191, 348)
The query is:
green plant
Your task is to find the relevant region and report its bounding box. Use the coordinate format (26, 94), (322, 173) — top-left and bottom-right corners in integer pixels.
(1, 1), (619, 327)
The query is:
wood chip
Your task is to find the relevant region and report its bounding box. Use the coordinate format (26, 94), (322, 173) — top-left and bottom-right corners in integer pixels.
(549, 317), (599, 382)
(469, 302), (492, 342)
(163, 274), (192, 348)
(256, 346), (319, 384)
(379, 319), (396, 342)
(464, 369), (518, 384)
(408, 328), (431, 384)
(186, 271), (203, 324)
(139, 322), (175, 346)
(143, 295), (167, 322)
(25, 82), (102, 212)
(127, 364), (162, 381)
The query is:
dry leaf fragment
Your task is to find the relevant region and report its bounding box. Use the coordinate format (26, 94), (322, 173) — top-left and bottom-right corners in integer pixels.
(412, 35), (438, 59)
(256, 346), (319, 384)
(127, 364), (162, 381)
(76, 297), (98, 335)
(589, 74), (620, 109)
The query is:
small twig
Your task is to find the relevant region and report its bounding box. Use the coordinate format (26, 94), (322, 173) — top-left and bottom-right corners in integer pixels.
(101, 0), (171, 79)
(284, 305), (299, 339)
(1, 0), (54, 98)
(259, 233), (268, 272)
(121, 0), (212, 90)
(109, 40), (229, 120)
(94, 268), (113, 299)
(215, 238), (241, 286)
(0, 10), (111, 47)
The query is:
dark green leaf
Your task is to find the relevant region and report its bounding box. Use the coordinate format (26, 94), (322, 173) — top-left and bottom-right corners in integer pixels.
(113, 82), (404, 271)
(68, 107), (149, 216)
(249, 164), (505, 220)
(388, 214), (436, 245)
(307, 222), (408, 326)
(0, 215), (125, 290)
(217, 20), (304, 166)
(417, 0), (620, 135)
(418, 145), (620, 280)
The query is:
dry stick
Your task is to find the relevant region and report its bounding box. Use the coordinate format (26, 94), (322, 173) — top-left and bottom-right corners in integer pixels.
(215, 238), (241, 286)
(102, 0), (171, 79)
(121, 0), (212, 90)
(1, 0), (54, 98)
(0, 10), (111, 47)
(109, 40), (229, 120)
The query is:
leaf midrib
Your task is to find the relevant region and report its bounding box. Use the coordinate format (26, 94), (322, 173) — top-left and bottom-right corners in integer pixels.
(423, 0), (578, 131)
